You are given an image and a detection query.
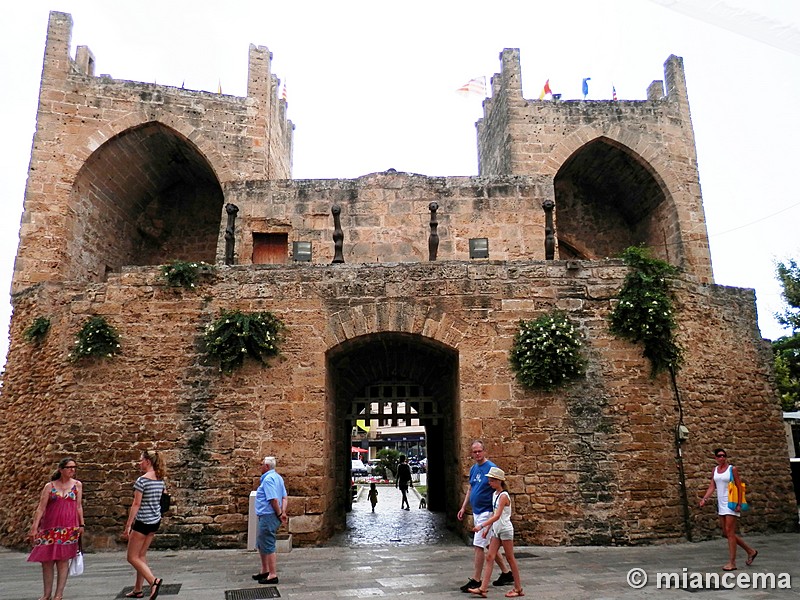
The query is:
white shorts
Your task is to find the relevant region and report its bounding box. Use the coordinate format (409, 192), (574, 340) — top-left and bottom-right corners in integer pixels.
(472, 511), (495, 548)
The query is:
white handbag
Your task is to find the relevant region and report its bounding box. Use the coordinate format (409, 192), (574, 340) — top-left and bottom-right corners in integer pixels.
(68, 537), (84, 576)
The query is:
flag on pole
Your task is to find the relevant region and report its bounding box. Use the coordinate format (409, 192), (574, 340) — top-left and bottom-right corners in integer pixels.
(538, 79), (552, 100)
(612, 85), (618, 101)
(582, 77), (591, 99)
(281, 80), (288, 102)
(456, 76), (487, 97)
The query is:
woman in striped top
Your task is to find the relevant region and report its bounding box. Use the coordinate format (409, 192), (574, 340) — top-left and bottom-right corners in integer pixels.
(123, 449), (166, 599)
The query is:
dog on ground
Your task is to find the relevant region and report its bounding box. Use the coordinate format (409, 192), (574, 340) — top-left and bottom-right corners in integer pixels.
(419, 496), (427, 509)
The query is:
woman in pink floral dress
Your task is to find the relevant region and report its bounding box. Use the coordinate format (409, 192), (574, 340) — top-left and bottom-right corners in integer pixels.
(28, 457), (84, 600)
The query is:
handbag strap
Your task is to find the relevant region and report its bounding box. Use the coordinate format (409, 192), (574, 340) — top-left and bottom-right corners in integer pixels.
(728, 465), (734, 482)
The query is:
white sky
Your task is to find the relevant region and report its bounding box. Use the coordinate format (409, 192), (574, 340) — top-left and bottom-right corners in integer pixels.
(1, 0), (799, 364)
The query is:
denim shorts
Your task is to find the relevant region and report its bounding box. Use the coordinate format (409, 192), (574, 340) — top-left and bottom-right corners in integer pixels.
(257, 513), (281, 554)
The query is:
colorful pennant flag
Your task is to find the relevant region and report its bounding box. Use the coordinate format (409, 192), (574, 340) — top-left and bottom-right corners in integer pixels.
(456, 76), (487, 97)
(538, 79), (552, 100)
(281, 80), (288, 102)
(582, 77), (591, 99)
(612, 85), (618, 101)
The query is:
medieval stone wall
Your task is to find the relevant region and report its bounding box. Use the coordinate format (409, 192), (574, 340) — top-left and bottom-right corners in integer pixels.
(1, 12), (794, 553)
(13, 12), (292, 293)
(0, 263), (794, 549)
(478, 50), (712, 283)
(224, 173), (553, 265)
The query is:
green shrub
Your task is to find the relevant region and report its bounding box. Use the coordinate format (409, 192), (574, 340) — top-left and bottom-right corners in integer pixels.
(23, 316), (51, 344)
(509, 311), (585, 390)
(69, 316), (121, 361)
(160, 260), (215, 289)
(204, 309), (285, 373)
(609, 246), (682, 375)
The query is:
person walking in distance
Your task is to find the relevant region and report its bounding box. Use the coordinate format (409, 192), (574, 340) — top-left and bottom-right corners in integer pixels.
(396, 455), (413, 510)
(368, 482), (379, 512)
(252, 456), (288, 585)
(457, 440), (513, 592)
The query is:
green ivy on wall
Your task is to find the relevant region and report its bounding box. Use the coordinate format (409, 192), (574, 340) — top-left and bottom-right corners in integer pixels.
(23, 316), (51, 344)
(69, 316), (121, 361)
(204, 310), (285, 373)
(160, 260), (216, 289)
(509, 310), (586, 390)
(609, 246), (683, 375)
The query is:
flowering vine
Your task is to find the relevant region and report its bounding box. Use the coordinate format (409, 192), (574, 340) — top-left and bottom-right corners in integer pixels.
(204, 310), (285, 373)
(509, 311), (586, 390)
(69, 316), (121, 362)
(609, 246), (683, 375)
(160, 260), (215, 289)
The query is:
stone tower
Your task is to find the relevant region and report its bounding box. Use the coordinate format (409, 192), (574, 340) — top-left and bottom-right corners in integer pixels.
(0, 12), (793, 550)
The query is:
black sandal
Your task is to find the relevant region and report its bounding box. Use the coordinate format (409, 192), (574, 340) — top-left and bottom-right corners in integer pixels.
(125, 592), (144, 599)
(149, 578), (163, 600)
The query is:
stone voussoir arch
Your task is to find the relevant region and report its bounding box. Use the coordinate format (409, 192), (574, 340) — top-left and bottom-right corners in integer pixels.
(74, 111), (234, 186)
(323, 301), (470, 352)
(543, 125), (683, 198)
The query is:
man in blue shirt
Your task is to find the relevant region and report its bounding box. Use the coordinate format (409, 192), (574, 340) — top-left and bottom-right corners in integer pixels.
(253, 456), (288, 584)
(457, 440), (512, 592)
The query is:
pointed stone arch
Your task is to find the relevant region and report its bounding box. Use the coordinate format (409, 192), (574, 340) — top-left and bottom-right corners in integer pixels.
(64, 120), (225, 281)
(547, 129), (683, 265)
(74, 112), (235, 185)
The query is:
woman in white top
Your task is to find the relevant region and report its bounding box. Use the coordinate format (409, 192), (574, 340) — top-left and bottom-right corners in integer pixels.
(699, 448), (758, 571)
(470, 467), (524, 598)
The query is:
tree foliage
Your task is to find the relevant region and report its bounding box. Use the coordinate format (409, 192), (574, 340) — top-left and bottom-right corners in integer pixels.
(773, 259), (800, 410)
(376, 448), (401, 480)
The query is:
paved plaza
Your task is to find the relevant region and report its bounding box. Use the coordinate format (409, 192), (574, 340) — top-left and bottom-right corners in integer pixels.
(6, 484), (799, 599)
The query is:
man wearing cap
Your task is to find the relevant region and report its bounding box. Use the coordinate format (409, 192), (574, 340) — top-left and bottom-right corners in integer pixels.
(457, 440), (513, 592)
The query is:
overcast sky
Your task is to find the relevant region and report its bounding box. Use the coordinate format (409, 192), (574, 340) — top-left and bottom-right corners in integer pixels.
(1, 1), (798, 364)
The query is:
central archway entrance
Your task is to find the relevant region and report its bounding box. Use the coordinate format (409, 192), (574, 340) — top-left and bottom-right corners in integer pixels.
(327, 332), (461, 538)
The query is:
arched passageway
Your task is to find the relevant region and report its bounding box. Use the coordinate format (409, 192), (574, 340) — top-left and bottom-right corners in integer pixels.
(65, 121), (224, 282)
(554, 137), (678, 264)
(327, 332), (460, 540)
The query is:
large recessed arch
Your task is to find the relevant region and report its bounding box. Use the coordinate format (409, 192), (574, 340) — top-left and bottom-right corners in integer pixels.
(553, 136), (680, 264)
(326, 331), (461, 536)
(64, 121), (224, 282)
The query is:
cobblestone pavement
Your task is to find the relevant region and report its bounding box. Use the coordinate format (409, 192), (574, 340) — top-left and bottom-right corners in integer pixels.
(329, 482), (463, 547)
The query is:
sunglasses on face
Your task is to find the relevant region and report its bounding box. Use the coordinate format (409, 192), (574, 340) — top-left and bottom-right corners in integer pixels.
(715, 454), (726, 458)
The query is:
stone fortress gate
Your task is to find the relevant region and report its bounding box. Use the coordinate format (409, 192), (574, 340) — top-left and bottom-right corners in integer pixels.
(0, 11), (794, 549)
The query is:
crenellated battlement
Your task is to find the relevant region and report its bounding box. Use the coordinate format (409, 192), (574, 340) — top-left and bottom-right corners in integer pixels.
(478, 48), (711, 282)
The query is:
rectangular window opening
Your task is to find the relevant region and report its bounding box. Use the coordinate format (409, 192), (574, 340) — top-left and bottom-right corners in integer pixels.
(252, 233), (288, 264)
